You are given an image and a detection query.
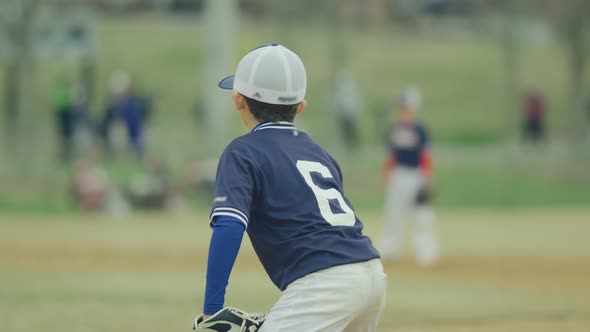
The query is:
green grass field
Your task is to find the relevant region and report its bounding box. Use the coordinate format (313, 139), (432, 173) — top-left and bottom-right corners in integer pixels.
(1, 14), (589, 212)
(1, 208), (589, 332)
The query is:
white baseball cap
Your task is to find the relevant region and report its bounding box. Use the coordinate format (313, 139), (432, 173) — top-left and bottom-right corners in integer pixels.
(398, 87), (422, 111)
(218, 44), (307, 105)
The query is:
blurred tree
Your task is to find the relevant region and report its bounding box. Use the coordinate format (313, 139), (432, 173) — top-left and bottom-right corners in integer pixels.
(2, 0), (97, 163)
(168, 0), (205, 13)
(369, 0), (388, 25)
(498, 0), (525, 142)
(390, 0), (423, 26)
(466, 0), (523, 141)
(202, 0), (237, 155)
(1, 0), (40, 160)
(2, 45), (19, 155)
(535, 0), (590, 149)
(473, 0), (590, 148)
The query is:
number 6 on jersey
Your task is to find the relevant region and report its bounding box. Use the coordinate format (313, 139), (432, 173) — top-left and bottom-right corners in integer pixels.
(296, 160), (356, 227)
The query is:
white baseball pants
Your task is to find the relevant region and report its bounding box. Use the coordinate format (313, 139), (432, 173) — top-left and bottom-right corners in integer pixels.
(259, 259), (387, 332)
(379, 167), (440, 265)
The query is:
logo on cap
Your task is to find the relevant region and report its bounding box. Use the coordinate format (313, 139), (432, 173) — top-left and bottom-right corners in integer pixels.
(278, 96), (297, 103)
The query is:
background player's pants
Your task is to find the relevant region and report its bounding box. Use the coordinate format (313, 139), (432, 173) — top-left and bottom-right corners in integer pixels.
(259, 259), (387, 332)
(379, 167), (440, 265)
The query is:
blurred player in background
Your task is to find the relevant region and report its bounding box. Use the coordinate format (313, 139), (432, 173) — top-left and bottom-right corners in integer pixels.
(379, 87), (440, 266)
(331, 68), (362, 149)
(521, 89), (547, 144)
(52, 79), (75, 161)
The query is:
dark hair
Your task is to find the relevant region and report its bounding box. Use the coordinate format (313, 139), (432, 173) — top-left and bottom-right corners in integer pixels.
(242, 94), (299, 123)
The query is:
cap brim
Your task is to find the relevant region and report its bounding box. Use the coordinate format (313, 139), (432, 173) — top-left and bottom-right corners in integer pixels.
(218, 75), (235, 90)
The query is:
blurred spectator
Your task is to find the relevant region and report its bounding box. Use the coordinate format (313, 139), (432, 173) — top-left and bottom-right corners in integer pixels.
(71, 159), (108, 212)
(119, 89), (147, 158)
(126, 158), (184, 212)
(521, 90), (547, 144)
(331, 69), (362, 149)
(52, 79), (76, 161)
(99, 71), (150, 159)
(99, 72), (127, 157)
(184, 158), (217, 198)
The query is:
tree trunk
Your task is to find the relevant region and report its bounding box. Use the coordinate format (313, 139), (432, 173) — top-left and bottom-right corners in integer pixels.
(502, 10), (520, 142)
(500, 3), (521, 205)
(3, 61), (19, 155)
(565, 15), (587, 151)
(203, 0), (237, 156)
(14, 0), (40, 167)
(80, 56), (96, 112)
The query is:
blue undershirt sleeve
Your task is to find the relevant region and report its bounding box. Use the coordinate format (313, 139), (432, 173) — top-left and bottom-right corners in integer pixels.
(203, 216), (246, 315)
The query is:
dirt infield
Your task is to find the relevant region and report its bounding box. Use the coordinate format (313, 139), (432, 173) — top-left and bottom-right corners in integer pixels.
(1, 208), (589, 332)
(2, 245), (588, 288)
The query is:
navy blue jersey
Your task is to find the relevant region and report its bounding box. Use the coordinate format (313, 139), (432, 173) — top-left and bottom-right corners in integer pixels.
(210, 121), (380, 291)
(388, 123), (429, 168)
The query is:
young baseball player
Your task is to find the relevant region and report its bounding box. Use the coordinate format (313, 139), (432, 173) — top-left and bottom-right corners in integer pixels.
(379, 88), (440, 266)
(193, 44), (386, 332)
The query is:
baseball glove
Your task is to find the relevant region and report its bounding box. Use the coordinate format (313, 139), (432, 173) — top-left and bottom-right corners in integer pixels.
(415, 184), (435, 205)
(193, 307), (266, 332)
